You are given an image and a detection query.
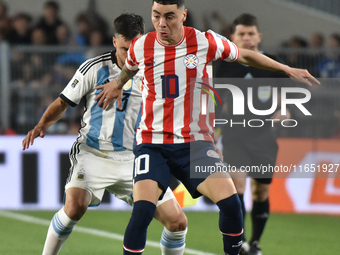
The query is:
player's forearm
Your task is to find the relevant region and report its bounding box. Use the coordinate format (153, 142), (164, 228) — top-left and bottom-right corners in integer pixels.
(237, 48), (290, 74)
(117, 66), (138, 89)
(37, 97), (69, 130)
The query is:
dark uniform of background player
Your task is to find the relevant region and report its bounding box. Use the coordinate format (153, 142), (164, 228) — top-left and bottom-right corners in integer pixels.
(213, 13), (290, 255)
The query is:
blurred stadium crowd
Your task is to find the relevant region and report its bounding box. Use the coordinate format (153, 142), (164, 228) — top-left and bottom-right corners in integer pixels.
(0, 0), (340, 138)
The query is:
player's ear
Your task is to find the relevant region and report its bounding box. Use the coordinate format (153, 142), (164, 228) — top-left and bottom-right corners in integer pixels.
(258, 32), (262, 44)
(112, 37), (117, 47)
(230, 33), (235, 42)
(182, 9), (187, 23)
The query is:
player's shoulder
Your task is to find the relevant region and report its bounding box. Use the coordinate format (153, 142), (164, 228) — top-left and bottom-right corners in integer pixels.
(78, 51), (116, 76)
(205, 29), (229, 41)
(185, 27), (213, 38)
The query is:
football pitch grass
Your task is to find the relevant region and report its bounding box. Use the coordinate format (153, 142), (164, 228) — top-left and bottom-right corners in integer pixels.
(0, 210), (339, 254)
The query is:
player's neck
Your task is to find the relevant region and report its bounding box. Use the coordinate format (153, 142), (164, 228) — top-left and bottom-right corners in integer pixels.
(158, 26), (184, 46)
(115, 53), (124, 69)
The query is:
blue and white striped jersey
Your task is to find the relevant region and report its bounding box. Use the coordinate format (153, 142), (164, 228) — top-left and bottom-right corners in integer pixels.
(60, 51), (142, 151)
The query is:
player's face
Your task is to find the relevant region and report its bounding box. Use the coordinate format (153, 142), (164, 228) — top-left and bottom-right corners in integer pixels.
(231, 25), (262, 52)
(113, 34), (141, 69)
(151, 2), (187, 45)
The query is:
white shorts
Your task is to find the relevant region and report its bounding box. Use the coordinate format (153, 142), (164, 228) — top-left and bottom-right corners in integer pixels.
(65, 142), (174, 206)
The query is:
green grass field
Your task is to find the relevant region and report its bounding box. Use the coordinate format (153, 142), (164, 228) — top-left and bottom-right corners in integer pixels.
(0, 209), (339, 254)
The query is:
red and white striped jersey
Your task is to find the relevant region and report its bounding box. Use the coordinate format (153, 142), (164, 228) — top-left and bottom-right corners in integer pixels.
(125, 26), (239, 145)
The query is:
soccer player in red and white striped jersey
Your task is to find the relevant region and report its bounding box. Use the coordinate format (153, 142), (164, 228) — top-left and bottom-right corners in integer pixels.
(95, 1), (319, 254)
(125, 25), (238, 145)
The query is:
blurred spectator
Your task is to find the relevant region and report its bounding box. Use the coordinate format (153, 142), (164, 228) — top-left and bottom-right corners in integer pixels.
(54, 20), (87, 71)
(89, 29), (106, 46)
(288, 36), (308, 48)
(31, 27), (47, 45)
(0, 1), (12, 41)
(0, 1), (7, 19)
(329, 33), (340, 48)
(309, 32), (324, 48)
(85, 0), (110, 43)
(55, 23), (71, 45)
(86, 28), (110, 58)
(74, 12), (91, 46)
(317, 33), (340, 78)
(7, 12), (32, 45)
(35, 0), (63, 44)
(306, 32), (325, 77)
(279, 35), (314, 74)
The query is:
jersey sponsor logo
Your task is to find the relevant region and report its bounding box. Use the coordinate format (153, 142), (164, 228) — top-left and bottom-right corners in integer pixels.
(184, 54), (198, 69)
(207, 149), (220, 158)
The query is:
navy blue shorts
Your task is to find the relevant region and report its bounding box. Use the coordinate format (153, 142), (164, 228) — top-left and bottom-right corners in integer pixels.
(133, 141), (224, 199)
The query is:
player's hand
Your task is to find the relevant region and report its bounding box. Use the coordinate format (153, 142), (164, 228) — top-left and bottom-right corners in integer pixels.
(285, 67), (320, 87)
(95, 80), (123, 110)
(22, 125), (46, 150)
(213, 144), (223, 162)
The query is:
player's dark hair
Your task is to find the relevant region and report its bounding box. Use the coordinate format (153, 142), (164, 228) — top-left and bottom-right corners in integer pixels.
(113, 13), (145, 40)
(152, 0), (185, 8)
(231, 13), (258, 34)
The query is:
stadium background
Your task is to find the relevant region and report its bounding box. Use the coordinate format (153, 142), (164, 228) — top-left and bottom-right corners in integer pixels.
(0, 0), (340, 254)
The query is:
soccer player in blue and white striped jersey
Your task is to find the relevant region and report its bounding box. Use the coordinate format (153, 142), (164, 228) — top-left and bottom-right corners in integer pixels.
(22, 13), (187, 255)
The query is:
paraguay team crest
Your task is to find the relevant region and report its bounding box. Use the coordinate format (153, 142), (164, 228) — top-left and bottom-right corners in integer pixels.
(184, 54), (198, 69)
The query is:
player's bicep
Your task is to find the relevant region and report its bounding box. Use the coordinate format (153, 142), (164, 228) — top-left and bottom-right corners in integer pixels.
(207, 30), (239, 62)
(125, 38), (140, 71)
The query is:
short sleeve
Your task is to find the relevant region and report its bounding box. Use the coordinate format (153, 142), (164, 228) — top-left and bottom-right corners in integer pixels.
(60, 63), (94, 106)
(125, 37), (139, 72)
(206, 30), (239, 62)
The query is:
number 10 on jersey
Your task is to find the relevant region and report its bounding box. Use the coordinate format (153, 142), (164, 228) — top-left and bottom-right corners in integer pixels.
(161, 75), (179, 99)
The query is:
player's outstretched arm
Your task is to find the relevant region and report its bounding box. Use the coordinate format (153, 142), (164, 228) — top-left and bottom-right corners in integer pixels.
(22, 97), (69, 150)
(236, 48), (320, 86)
(95, 65), (138, 110)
